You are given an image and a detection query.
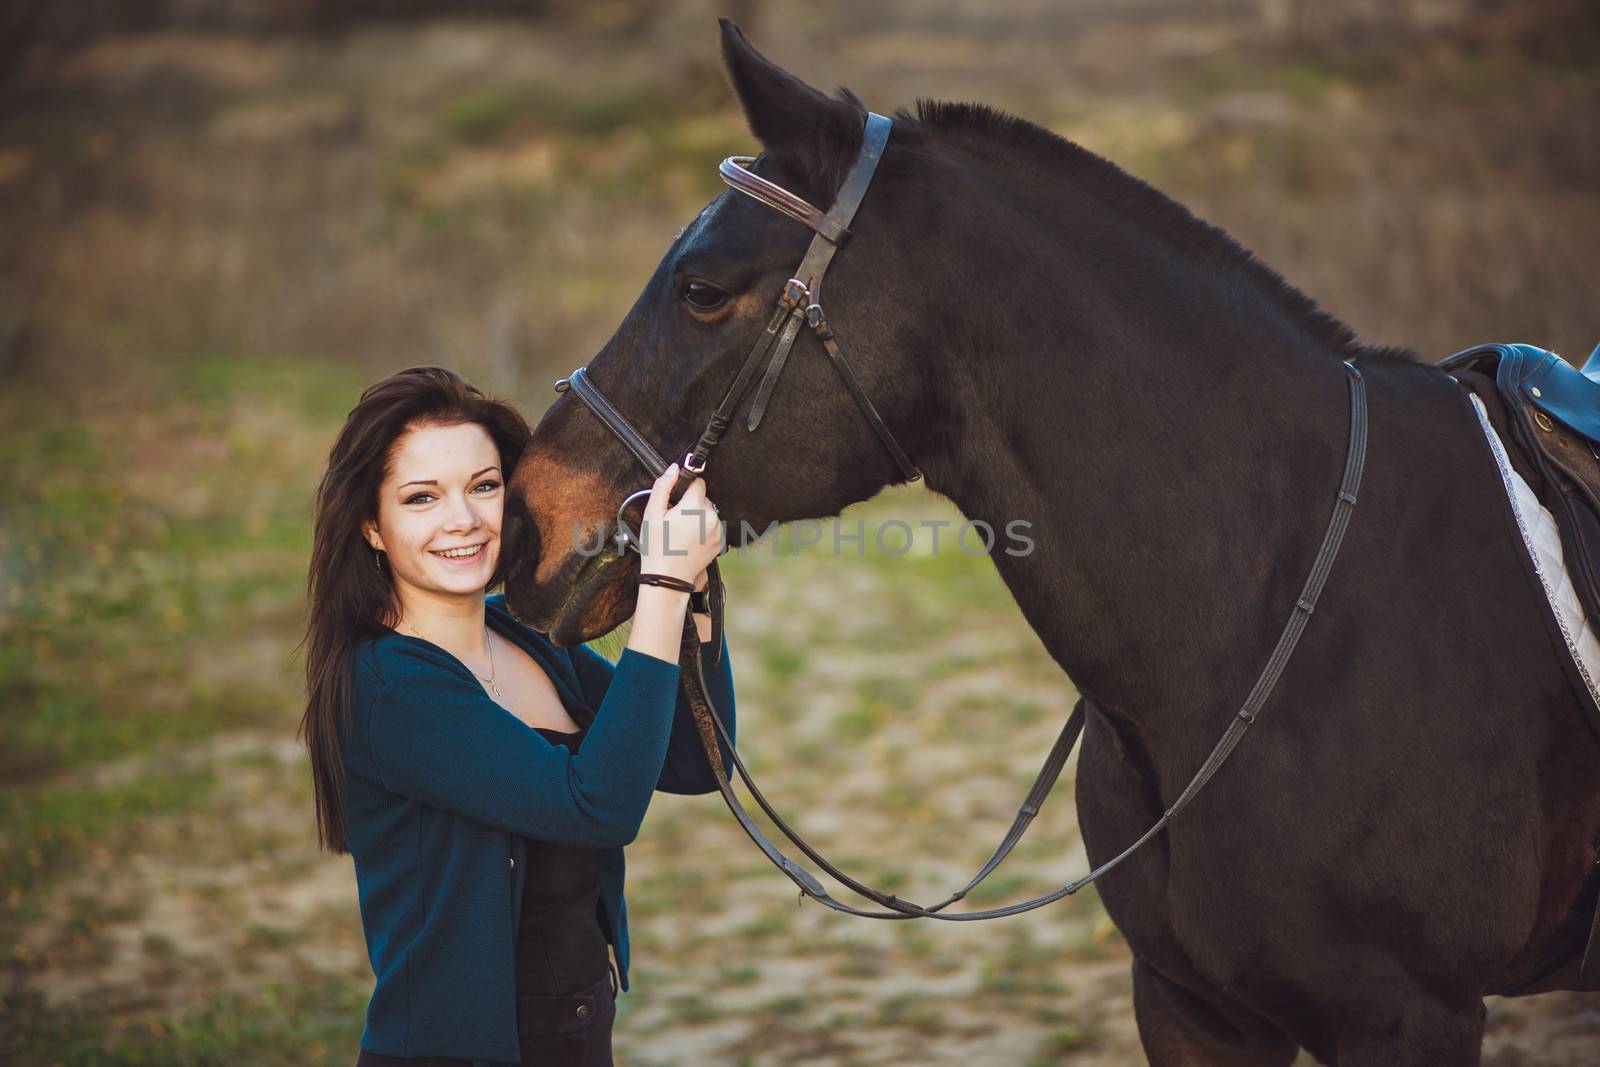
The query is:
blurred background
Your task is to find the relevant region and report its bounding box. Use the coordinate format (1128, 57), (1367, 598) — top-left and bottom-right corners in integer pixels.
(2, 1), (1597, 1064)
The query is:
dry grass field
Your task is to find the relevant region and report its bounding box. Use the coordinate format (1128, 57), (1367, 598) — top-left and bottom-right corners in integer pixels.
(3, 3), (1598, 1064)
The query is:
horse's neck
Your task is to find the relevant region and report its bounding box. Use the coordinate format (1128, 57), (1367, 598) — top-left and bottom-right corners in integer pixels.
(919, 207), (1357, 727)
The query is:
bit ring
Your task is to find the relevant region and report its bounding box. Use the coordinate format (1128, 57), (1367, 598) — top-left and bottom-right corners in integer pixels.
(614, 488), (654, 555)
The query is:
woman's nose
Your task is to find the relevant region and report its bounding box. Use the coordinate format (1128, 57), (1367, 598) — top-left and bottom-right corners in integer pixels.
(442, 491), (481, 532)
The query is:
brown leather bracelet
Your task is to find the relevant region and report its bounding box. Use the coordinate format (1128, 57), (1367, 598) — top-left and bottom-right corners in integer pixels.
(638, 572), (696, 594)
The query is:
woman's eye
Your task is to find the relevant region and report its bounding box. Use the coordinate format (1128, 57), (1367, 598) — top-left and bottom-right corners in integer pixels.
(406, 481), (497, 505)
(683, 280), (728, 311)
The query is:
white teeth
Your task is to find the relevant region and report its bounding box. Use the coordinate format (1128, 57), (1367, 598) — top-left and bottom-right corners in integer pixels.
(433, 545), (482, 558)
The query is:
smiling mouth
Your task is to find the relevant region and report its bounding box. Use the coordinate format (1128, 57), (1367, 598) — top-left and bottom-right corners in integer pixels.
(430, 543), (487, 561)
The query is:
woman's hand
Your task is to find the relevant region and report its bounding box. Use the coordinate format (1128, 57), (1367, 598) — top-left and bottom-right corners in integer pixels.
(638, 463), (723, 582)
(626, 464), (723, 663)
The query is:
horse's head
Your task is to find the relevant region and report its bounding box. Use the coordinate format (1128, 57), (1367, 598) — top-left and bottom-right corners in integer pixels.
(506, 21), (939, 642)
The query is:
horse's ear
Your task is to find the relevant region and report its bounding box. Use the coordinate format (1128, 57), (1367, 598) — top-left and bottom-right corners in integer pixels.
(718, 18), (864, 208)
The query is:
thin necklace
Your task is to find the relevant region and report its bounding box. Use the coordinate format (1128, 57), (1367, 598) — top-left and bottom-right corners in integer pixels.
(408, 621), (502, 700)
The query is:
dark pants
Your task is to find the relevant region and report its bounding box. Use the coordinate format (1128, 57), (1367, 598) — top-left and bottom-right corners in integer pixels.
(355, 965), (618, 1067)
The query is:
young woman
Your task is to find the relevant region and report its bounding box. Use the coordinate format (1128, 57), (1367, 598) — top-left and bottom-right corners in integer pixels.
(299, 366), (734, 1067)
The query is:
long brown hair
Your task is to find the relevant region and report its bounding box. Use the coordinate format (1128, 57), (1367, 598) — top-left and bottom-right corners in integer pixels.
(299, 366), (532, 854)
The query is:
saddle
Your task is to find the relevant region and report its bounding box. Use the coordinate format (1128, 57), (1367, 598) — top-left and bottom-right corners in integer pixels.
(1439, 341), (1600, 991)
(1443, 343), (1600, 636)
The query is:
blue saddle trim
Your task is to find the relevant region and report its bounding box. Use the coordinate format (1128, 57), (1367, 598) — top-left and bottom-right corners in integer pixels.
(1466, 342), (1600, 444)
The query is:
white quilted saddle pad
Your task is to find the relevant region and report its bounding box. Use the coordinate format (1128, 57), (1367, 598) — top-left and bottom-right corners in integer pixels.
(1468, 391), (1600, 711)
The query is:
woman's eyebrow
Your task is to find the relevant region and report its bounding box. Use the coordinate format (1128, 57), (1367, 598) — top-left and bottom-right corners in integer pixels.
(398, 465), (500, 490)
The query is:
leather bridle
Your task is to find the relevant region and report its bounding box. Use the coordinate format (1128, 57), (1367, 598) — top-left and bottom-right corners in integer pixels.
(556, 111), (920, 486)
(551, 111), (1371, 920)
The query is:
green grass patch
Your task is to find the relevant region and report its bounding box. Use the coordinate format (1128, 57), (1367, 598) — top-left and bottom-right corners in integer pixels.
(875, 990), (946, 1030)
(978, 963), (1068, 999)
(1029, 1022), (1100, 1062)
(2, 968), (368, 1066)
(964, 873), (1033, 907)
(664, 991), (721, 1025)
(442, 88), (521, 143)
(164, 354), (364, 424)
(713, 961), (760, 986)
(2, 354), (361, 780)
(0, 768), (217, 906)
(758, 643), (806, 684)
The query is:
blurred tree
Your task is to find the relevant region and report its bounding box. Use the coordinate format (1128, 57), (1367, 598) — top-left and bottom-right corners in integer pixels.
(0, 0), (727, 98)
(0, 0), (162, 100)
(1260, 0), (1598, 59)
(0, 0), (50, 98)
(0, 0), (561, 56)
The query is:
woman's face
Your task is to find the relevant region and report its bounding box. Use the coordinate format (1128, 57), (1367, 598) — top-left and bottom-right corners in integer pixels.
(362, 420), (504, 605)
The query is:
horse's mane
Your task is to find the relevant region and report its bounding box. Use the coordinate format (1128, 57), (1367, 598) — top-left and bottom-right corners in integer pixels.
(893, 99), (1418, 366)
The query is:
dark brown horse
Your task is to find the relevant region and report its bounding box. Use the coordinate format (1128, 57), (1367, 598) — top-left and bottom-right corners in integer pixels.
(503, 22), (1600, 1066)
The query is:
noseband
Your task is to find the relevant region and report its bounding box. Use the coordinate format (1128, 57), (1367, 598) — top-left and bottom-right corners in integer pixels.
(548, 112), (1371, 922)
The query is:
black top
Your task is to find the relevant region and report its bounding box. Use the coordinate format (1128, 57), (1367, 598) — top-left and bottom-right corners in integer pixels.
(516, 707), (611, 996)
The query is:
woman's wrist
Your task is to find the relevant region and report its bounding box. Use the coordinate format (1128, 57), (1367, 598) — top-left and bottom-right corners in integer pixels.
(626, 583), (691, 663)
(635, 583), (690, 609)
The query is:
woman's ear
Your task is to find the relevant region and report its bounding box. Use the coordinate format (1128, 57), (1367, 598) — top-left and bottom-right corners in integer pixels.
(718, 17), (865, 209)
(362, 519), (384, 553)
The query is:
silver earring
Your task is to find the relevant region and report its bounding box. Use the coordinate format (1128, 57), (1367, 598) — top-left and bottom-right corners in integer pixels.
(372, 547), (386, 576)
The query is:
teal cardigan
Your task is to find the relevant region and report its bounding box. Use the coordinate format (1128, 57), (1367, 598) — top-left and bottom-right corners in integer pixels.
(340, 593), (735, 1064)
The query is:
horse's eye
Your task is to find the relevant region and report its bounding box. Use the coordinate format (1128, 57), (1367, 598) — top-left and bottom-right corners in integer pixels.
(683, 280), (729, 311)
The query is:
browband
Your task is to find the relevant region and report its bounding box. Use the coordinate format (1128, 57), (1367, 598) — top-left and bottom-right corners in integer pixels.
(718, 157), (835, 239)
(717, 110), (892, 247)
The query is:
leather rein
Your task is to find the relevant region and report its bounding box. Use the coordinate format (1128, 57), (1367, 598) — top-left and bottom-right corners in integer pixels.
(553, 112), (1371, 920)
